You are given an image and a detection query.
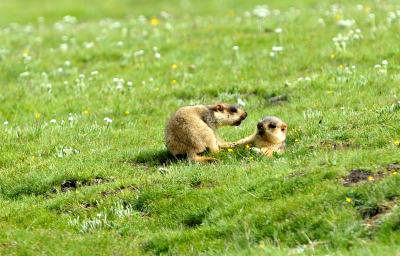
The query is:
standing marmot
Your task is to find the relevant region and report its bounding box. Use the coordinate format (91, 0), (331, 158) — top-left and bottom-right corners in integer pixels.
(165, 103), (247, 162)
(232, 116), (287, 156)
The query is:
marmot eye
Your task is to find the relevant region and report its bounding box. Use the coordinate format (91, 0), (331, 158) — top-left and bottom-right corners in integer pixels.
(268, 123), (277, 129)
(229, 106), (238, 113)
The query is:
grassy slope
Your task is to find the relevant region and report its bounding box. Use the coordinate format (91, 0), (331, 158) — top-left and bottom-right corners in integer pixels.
(0, 0), (400, 255)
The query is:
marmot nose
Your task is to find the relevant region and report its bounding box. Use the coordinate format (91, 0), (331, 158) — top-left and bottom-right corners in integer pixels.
(241, 112), (247, 119)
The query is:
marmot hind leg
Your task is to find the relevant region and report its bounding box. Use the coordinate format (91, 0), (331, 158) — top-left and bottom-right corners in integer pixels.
(188, 153), (218, 163)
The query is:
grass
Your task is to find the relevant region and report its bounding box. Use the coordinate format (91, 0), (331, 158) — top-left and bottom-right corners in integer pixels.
(0, 0), (400, 255)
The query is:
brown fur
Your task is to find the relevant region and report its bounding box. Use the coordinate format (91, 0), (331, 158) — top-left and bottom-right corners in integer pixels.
(232, 116), (287, 156)
(165, 103), (247, 162)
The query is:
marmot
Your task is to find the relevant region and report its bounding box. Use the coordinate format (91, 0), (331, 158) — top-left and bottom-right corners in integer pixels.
(165, 103), (247, 162)
(232, 116), (287, 156)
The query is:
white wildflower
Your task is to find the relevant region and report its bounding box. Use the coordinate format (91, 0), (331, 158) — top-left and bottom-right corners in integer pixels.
(237, 98), (246, 107)
(272, 46), (283, 52)
(84, 42), (94, 49)
(134, 50), (144, 57)
(60, 43), (68, 52)
(63, 15), (77, 24)
(252, 5), (270, 18)
(337, 19), (355, 28)
(19, 71), (30, 78)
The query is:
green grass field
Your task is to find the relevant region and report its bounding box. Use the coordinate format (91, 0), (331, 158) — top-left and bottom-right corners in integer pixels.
(1, 0), (400, 255)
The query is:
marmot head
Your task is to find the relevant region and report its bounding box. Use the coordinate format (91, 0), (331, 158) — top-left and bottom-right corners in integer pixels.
(257, 116), (287, 144)
(211, 103), (247, 127)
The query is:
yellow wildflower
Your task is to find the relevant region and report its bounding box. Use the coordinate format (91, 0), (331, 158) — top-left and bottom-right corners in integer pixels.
(82, 110), (89, 115)
(150, 17), (160, 26)
(245, 144), (250, 150)
(124, 111), (130, 116)
(227, 148), (233, 152)
(330, 53), (335, 59)
(346, 197), (352, 203)
(171, 64), (178, 69)
(171, 79), (177, 85)
(392, 171), (398, 176)
(367, 176), (374, 181)
(35, 113), (41, 120)
(394, 140), (400, 146)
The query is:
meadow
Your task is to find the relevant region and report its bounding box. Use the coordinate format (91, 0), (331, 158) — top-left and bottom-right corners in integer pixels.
(0, 0), (400, 255)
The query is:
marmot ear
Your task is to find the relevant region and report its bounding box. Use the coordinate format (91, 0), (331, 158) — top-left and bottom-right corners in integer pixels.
(212, 104), (224, 112)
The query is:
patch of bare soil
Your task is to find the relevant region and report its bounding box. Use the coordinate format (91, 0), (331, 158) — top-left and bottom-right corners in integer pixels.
(100, 185), (139, 197)
(343, 169), (375, 186)
(320, 140), (355, 150)
(51, 176), (114, 193)
(364, 199), (398, 228)
(342, 162), (399, 186)
(268, 94), (288, 105)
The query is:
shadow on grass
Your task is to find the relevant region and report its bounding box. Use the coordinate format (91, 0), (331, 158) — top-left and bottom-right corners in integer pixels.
(127, 149), (182, 168)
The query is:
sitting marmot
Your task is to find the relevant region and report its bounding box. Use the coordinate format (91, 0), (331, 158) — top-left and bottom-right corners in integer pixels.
(165, 103), (247, 162)
(232, 116), (287, 156)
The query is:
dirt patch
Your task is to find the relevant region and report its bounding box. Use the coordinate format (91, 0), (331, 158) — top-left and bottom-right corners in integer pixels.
(387, 163), (400, 171)
(101, 185), (139, 197)
(343, 162), (399, 186)
(0, 241), (17, 248)
(267, 94), (288, 105)
(52, 176), (114, 193)
(60, 180), (78, 192)
(342, 169), (385, 186)
(343, 169), (373, 186)
(80, 200), (101, 209)
(364, 199), (398, 228)
(319, 140), (355, 150)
